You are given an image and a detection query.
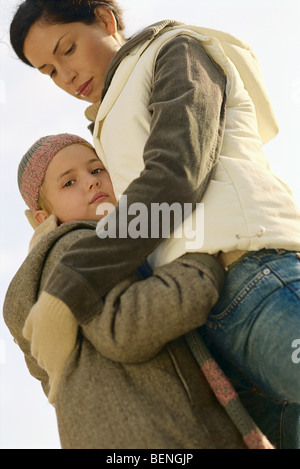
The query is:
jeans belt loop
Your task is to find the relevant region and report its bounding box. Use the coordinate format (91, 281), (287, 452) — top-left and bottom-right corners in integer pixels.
(219, 250), (249, 271)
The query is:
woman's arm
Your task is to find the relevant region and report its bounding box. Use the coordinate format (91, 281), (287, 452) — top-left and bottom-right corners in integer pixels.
(43, 36), (227, 325)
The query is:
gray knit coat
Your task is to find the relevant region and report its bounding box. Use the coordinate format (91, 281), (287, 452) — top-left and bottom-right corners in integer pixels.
(4, 222), (249, 449)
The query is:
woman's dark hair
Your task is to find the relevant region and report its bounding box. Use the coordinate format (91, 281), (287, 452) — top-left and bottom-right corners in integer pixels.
(10, 0), (125, 66)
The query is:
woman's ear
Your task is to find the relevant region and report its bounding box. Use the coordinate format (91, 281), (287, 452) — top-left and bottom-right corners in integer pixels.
(93, 5), (118, 35)
(34, 209), (50, 225)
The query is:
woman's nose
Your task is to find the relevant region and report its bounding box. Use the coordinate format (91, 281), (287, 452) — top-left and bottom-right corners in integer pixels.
(59, 65), (77, 85)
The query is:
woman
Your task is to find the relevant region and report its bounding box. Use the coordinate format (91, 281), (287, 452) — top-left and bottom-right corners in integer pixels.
(9, 0), (300, 448)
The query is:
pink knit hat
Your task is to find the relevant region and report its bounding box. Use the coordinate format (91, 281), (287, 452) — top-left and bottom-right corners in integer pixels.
(18, 133), (92, 213)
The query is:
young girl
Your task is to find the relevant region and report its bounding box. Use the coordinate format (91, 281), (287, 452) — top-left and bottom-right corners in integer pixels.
(4, 132), (272, 449)
(10, 0), (300, 447)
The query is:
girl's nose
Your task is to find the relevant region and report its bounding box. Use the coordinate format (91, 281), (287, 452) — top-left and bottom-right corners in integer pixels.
(88, 175), (100, 190)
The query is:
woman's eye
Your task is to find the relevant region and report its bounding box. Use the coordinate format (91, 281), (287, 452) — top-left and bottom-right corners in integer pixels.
(91, 168), (103, 175)
(64, 43), (76, 56)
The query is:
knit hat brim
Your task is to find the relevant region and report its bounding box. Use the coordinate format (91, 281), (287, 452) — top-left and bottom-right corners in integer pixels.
(18, 133), (92, 213)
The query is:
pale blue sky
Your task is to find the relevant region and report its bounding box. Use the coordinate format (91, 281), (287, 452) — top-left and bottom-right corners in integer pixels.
(0, 0), (299, 449)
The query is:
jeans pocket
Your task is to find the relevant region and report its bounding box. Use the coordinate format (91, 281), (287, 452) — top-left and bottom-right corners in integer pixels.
(207, 268), (269, 326)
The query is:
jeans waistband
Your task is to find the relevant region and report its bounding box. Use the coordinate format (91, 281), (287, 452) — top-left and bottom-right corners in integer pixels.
(227, 249), (294, 272)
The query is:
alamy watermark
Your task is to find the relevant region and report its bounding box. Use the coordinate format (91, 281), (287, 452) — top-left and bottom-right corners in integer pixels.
(96, 196), (204, 250)
(291, 339), (300, 364)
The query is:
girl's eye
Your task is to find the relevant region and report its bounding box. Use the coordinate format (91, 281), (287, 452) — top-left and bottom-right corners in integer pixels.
(91, 168), (103, 175)
(63, 180), (75, 188)
(64, 43), (76, 56)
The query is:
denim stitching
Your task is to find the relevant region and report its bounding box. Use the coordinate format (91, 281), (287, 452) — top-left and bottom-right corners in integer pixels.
(209, 252), (300, 323)
(208, 270), (267, 323)
(267, 262), (300, 300)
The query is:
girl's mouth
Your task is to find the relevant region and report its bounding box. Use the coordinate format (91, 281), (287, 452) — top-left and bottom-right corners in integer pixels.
(90, 192), (108, 205)
(76, 78), (93, 98)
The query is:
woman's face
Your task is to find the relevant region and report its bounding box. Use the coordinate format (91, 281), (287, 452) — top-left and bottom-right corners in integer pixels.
(23, 8), (123, 103)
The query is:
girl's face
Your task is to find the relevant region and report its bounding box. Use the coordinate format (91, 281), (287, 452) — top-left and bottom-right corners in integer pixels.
(23, 7), (124, 103)
(35, 144), (117, 225)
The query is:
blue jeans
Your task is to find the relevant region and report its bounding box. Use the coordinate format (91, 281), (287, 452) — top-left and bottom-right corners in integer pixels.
(199, 249), (300, 449)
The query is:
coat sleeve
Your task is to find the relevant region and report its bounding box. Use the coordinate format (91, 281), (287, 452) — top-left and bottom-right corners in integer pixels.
(81, 253), (224, 363)
(2, 225), (95, 398)
(43, 36), (227, 325)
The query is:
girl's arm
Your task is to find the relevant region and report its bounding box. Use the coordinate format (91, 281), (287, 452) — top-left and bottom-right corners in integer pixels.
(20, 228), (224, 400)
(82, 253), (224, 363)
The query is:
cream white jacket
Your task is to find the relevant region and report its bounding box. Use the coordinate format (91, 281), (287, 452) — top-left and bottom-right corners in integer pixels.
(91, 24), (300, 268)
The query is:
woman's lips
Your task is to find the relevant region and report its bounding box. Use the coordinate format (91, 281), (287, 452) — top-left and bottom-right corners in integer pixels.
(90, 192), (108, 205)
(76, 78), (93, 97)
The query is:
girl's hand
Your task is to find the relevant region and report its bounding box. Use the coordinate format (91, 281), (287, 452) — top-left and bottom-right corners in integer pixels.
(23, 291), (78, 403)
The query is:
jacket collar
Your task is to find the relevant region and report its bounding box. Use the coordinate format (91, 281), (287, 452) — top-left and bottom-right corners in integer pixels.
(85, 20), (181, 124)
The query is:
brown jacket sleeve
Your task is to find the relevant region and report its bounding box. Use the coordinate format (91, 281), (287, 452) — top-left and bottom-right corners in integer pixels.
(43, 36), (227, 324)
(81, 253), (224, 363)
